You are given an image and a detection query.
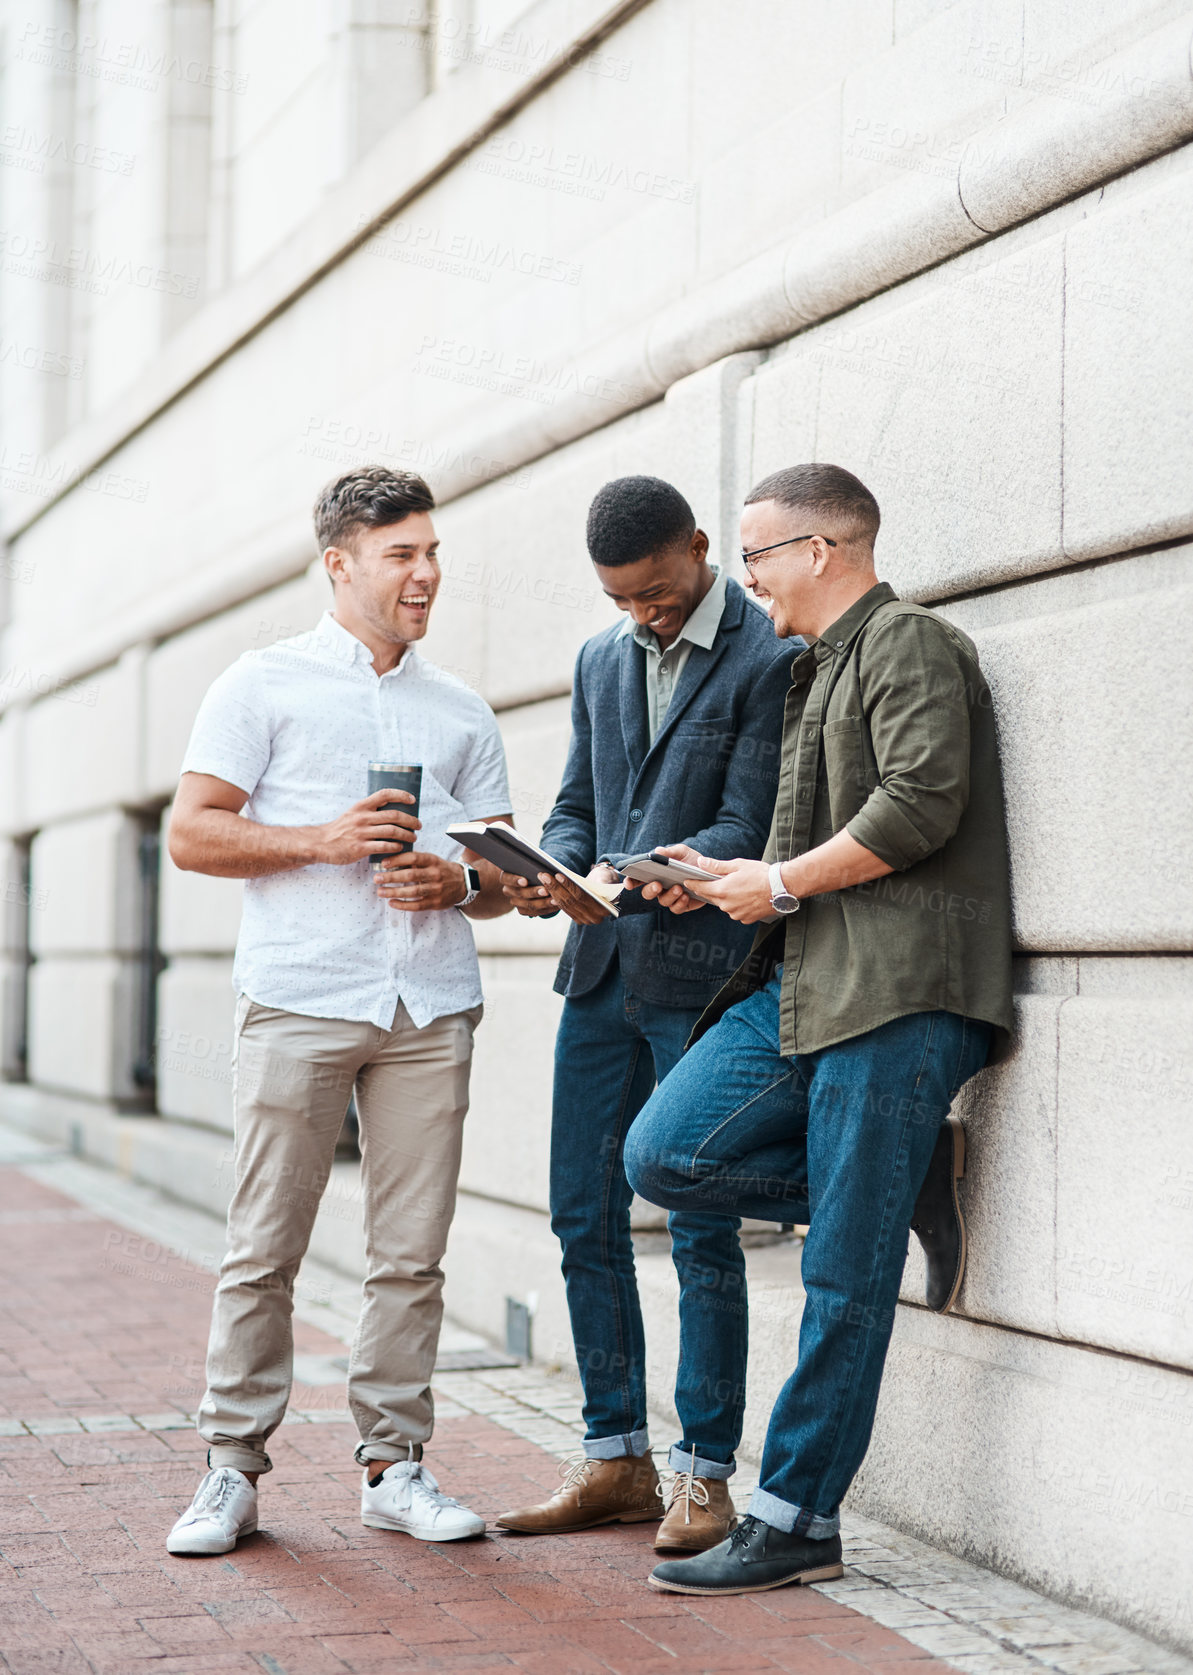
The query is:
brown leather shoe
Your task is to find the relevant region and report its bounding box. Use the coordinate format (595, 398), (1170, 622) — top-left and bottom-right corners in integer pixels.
(654, 1472), (738, 1553)
(496, 1452), (662, 1534)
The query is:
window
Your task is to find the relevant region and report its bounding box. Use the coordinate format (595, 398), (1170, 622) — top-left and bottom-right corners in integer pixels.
(1, 840), (34, 1084)
(128, 814), (167, 1110)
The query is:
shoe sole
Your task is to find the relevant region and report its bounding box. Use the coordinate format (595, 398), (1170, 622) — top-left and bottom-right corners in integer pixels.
(361, 1513), (485, 1541)
(938, 1118), (968, 1316)
(496, 1509), (661, 1535)
(648, 1561), (844, 1595)
(166, 1519), (257, 1556)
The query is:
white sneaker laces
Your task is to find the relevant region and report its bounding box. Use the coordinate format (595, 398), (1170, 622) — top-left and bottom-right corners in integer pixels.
(188, 1468), (244, 1521)
(405, 1463), (465, 1519)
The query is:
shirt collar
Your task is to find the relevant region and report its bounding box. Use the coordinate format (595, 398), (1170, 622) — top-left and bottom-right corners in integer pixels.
(315, 611), (418, 676)
(812, 582), (898, 662)
(618, 564), (727, 652)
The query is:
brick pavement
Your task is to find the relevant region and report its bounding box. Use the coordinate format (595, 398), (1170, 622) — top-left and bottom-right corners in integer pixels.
(0, 1163), (965, 1674)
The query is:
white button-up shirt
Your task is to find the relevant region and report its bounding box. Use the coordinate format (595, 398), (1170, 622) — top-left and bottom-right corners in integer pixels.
(180, 612), (511, 1028)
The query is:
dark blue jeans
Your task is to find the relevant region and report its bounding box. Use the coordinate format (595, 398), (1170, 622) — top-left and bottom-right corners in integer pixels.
(550, 963), (748, 1479)
(624, 974), (991, 1534)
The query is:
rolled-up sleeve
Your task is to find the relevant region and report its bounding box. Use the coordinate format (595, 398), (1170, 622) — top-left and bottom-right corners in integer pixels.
(846, 614), (971, 871)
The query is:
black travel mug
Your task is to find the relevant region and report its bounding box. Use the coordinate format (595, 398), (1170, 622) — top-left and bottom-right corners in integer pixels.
(367, 761), (422, 868)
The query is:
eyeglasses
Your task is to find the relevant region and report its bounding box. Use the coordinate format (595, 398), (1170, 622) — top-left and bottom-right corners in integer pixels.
(740, 534), (836, 574)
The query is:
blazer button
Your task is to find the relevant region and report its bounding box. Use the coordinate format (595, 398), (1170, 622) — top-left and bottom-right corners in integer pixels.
(629, 808), (644, 822)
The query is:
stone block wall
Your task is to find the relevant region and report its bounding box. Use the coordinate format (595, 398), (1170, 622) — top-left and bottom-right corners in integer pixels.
(2, 0), (1190, 1650)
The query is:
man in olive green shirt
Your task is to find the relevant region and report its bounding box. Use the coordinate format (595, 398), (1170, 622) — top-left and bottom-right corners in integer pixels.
(625, 463), (1012, 1597)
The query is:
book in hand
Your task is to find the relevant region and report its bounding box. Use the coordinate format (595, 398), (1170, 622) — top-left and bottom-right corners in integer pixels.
(616, 850), (721, 887)
(444, 821), (623, 917)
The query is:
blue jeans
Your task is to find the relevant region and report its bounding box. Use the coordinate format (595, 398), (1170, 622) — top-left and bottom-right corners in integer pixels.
(550, 963), (747, 1479)
(624, 975), (991, 1534)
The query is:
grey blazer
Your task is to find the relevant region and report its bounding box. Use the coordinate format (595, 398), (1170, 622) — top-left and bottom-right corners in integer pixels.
(540, 579), (798, 1010)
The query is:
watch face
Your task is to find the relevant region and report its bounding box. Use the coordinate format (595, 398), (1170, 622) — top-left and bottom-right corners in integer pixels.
(769, 863), (798, 914)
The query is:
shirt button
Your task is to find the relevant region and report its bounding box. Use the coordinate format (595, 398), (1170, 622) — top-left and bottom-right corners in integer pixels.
(629, 809), (644, 822)
(835, 640), (844, 648)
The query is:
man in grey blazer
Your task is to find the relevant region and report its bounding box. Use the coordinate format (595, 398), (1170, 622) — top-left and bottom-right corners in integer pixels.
(496, 476), (794, 1552)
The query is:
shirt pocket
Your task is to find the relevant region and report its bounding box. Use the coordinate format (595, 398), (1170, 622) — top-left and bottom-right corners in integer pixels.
(822, 715), (877, 832)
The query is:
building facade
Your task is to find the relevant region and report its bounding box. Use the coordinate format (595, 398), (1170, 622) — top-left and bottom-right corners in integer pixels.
(2, 0), (1192, 1650)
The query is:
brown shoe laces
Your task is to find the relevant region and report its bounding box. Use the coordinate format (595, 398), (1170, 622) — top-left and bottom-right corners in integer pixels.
(557, 1453), (599, 1494)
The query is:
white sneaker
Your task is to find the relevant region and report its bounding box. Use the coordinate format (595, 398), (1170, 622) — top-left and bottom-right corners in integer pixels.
(166, 1467), (259, 1555)
(361, 1460), (485, 1541)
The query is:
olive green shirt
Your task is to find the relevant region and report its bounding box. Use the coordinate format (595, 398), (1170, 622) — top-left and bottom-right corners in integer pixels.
(694, 583), (1014, 1057)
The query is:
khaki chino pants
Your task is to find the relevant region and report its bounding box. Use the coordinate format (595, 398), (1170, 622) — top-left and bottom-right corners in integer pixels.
(199, 996), (480, 1474)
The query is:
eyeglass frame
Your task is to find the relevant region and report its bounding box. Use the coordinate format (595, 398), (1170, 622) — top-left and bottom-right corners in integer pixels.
(740, 533), (836, 575)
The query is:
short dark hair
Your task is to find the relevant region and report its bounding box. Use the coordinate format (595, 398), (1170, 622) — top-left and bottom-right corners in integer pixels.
(745, 464), (880, 546)
(313, 466), (435, 553)
(586, 475), (696, 567)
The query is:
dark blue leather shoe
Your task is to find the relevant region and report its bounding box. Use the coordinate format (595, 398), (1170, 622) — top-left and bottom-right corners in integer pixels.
(648, 1514), (843, 1595)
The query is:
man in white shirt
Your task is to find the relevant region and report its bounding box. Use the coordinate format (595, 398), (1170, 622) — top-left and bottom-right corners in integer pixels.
(164, 467), (513, 1556)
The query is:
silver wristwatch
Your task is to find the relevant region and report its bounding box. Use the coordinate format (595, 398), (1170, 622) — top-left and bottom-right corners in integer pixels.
(458, 865), (482, 909)
(768, 860), (800, 914)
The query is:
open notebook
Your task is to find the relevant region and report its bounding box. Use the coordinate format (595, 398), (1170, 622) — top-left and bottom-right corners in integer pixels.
(445, 821), (623, 917)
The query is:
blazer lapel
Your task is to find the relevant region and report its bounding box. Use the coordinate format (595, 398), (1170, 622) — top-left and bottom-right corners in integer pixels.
(619, 633), (650, 774)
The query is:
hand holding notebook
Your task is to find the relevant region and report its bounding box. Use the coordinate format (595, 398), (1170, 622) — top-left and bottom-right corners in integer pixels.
(445, 821), (624, 917)
(616, 850), (720, 887)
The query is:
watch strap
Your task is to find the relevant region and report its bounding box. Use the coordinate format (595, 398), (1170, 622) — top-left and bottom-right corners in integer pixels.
(768, 860), (800, 913)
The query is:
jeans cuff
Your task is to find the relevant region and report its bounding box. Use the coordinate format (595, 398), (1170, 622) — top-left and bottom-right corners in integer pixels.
(207, 1444), (271, 1476)
(668, 1444), (735, 1480)
(748, 1487), (839, 1538)
(583, 1428), (650, 1460)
